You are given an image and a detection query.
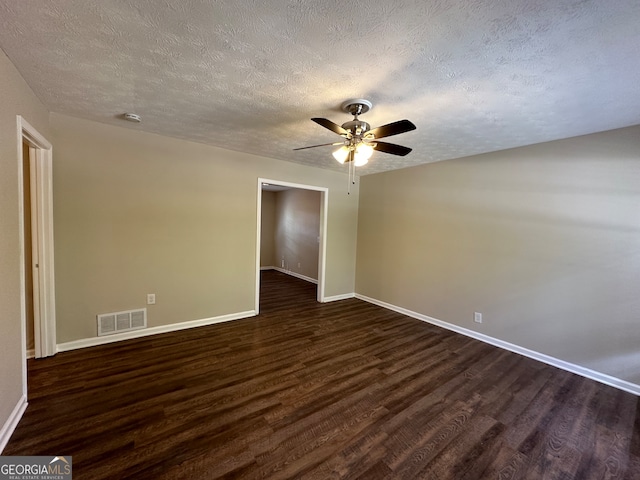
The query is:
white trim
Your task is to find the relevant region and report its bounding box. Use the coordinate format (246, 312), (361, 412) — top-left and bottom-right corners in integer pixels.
(255, 186), (263, 313)
(26, 349), (35, 359)
(19, 118), (52, 149)
(271, 267), (318, 284)
(37, 144), (57, 357)
(0, 395), (28, 453)
(263, 266), (352, 300)
(355, 293), (640, 396)
(256, 178), (329, 311)
(17, 116), (56, 360)
(57, 310), (256, 352)
(323, 293), (356, 302)
(318, 188), (328, 302)
(28, 144), (42, 359)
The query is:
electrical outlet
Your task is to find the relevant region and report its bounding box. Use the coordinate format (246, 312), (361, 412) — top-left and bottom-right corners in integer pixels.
(147, 294), (156, 305)
(474, 312), (482, 323)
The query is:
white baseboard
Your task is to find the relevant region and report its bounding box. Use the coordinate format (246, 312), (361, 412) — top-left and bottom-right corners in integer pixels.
(0, 394), (27, 453)
(323, 293), (355, 302)
(57, 310), (256, 353)
(26, 349), (34, 359)
(271, 267), (318, 284)
(263, 266), (354, 303)
(355, 293), (640, 396)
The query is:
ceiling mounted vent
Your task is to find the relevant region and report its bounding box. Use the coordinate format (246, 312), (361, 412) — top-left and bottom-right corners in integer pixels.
(98, 308), (147, 336)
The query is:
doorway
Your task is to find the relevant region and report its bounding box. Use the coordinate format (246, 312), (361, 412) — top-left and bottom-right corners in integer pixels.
(22, 140), (35, 357)
(255, 178), (328, 313)
(18, 116), (56, 362)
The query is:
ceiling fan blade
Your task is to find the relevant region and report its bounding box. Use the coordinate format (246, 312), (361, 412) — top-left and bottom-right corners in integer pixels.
(368, 119), (416, 139)
(293, 142), (344, 151)
(311, 118), (348, 136)
(373, 141), (412, 156)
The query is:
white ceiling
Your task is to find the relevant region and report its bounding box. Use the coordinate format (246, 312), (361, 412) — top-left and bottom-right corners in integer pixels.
(1, 0), (639, 175)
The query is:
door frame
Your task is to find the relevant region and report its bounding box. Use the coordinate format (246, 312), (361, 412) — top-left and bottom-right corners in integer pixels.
(255, 178), (328, 312)
(17, 116), (56, 364)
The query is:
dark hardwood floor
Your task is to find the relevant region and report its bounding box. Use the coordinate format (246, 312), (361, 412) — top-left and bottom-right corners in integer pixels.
(5, 270), (640, 479)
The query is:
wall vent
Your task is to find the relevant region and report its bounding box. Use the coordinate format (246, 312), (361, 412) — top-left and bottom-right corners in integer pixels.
(98, 308), (147, 336)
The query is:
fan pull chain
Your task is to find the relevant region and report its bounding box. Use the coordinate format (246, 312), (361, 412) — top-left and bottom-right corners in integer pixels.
(347, 160), (351, 194)
(347, 149), (353, 195)
(347, 167), (350, 195)
(347, 157), (356, 195)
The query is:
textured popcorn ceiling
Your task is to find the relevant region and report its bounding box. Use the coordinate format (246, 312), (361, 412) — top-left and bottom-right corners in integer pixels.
(1, 0), (639, 175)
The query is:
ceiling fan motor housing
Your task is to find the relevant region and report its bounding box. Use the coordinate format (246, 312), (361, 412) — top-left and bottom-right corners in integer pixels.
(341, 120), (371, 136)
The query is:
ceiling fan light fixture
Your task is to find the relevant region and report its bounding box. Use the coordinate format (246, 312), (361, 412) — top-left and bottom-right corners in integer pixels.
(332, 146), (350, 164)
(295, 99), (416, 193)
(354, 143), (373, 166)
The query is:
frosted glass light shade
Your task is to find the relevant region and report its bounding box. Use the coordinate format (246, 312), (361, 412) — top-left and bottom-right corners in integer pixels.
(354, 143), (373, 166)
(332, 146), (349, 164)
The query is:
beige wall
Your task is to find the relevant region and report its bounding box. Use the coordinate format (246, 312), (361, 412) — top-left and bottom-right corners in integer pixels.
(274, 188), (321, 280)
(52, 113), (358, 343)
(0, 49), (50, 441)
(356, 125), (640, 384)
(260, 188), (321, 280)
(260, 191), (277, 268)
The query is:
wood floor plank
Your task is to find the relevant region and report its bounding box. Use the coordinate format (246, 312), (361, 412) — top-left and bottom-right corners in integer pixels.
(479, 444), (529, 480)
(4, 270), (639, 479)
(413, 414), (505, 480)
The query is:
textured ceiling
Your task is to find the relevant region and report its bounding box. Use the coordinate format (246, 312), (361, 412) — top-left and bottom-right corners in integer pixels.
(1, 0), (639, 175)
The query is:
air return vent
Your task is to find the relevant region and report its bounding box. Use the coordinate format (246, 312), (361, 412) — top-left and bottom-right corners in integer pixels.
(97, 308), (147, 336)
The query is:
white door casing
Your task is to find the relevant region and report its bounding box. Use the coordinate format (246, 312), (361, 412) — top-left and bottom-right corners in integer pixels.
(18, 116), (56, 363)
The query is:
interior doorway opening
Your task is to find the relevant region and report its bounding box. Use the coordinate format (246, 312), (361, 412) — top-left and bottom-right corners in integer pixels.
(22, 140), (35, 357)
(255, 178), (328, 313)
(18, 116), (56, 365)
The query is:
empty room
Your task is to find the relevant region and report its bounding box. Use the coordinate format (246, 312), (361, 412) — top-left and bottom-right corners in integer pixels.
(1, 1), (639, 479)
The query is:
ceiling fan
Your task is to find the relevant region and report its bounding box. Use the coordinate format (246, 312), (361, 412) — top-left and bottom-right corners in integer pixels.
(294, 99), (417, 168)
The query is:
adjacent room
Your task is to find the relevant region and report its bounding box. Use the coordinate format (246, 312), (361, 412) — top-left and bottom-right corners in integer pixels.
(1, 1), (639, 478)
